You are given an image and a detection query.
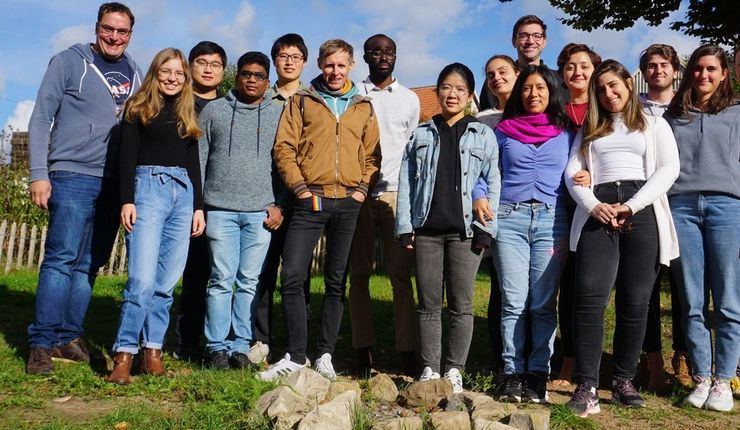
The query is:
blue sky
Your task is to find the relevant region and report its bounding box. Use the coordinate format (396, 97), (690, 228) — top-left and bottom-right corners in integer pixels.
(0, 0), (703, 134)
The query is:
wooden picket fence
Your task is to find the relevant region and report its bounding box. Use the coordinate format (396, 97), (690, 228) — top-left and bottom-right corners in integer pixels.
(0, 218), (383, 276)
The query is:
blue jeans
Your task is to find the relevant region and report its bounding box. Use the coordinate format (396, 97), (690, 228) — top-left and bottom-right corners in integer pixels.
(493, 202), (568, 375)
(113, 166), (194, 353)
(204, 209), (272, 354)
(28, 171), (119, 349)
(670, 192), (740, 380)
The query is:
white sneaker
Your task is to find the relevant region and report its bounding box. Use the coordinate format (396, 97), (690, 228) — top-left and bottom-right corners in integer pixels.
(419, 366), (441, 381)
(445, 368), (464, 393)
(246, 341), (269, 364)
(705, 379), (734, 412)
(257, 353), (307, 381)
(684, 377), (711, 408)
(313, 353), (337, 380)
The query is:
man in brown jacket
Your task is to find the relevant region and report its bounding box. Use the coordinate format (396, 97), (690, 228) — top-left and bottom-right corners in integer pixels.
(260, 39), (381, 381)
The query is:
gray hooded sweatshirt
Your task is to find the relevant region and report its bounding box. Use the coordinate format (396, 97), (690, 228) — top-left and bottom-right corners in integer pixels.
(198, 90), (285, 212)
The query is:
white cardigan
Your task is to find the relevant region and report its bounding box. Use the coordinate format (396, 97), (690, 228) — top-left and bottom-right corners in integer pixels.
(565, 115), (680, 265)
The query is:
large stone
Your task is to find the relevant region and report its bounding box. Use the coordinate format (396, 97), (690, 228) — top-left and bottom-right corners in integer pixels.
(401, 379), (453, 409)
(297, 390), (360, 430)
(372, 416), (424, 430)
(326, 380), (362, 402)
(430, 411), (470, 430)
(255, 386), (313, 429)
(444, 393), (467, 412)
(284, 367), (331, 402)
(367, 373), (399, 403)
(508, 409), (550, 430)
(473, 418), (518, 430)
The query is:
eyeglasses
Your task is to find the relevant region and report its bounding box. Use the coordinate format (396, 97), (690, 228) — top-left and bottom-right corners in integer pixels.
(276, 53), (304, 63)
(158, 68), (186, 80)
(365, 49), (396, 59)
(97, 23), (131, 38)
(193, 59), (223, 71)
(239, 70), (268, 82)
(516, 32), (544, 41)
(438, 85), (468, 96)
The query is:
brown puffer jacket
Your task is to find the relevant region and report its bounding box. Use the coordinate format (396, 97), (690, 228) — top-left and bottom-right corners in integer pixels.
(273, 88), (381, 199)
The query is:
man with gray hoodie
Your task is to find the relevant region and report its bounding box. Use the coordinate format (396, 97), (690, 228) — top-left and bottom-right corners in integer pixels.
(26, 2), (142, 375)
(198, 51), (287, 370)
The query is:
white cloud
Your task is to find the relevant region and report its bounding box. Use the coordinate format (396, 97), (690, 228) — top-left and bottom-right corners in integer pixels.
(4, 100), (35, 132)
(51, 24), (90, 53)
(190, 1), (260, 60)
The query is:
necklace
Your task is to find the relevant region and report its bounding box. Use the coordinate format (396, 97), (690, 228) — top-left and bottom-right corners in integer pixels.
(568, 103), (587, 126)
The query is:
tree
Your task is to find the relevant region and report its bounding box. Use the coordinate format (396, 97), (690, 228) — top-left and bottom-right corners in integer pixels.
(542, 0), (738, 47)
(217, 63), (237, 96)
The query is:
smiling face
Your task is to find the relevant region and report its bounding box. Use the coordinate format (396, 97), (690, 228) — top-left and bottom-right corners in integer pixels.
(644, 54), (677, 91)
(521, 72), (549, 114)
(485, 58), (519, 101)
(157, 58), (186, 97)
(94, 11), (132, 60)
(237, 62), (270, 104)
(596, 71), (632, 113)
(275, 45), (306, 83)
(562, 51), (595, 97)
(512, 23), (546, 65)
(437, 72), (471, 119)
(319, 50), (354, 91)
(692, 54), (728, 104)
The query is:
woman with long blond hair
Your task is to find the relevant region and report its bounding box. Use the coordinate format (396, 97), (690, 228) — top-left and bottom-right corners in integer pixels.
(109, 48), (205, 384)
(564, 60), (679, 416)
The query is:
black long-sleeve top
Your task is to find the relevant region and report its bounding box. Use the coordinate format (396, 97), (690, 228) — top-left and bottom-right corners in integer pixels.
(119, 97), (203, 209)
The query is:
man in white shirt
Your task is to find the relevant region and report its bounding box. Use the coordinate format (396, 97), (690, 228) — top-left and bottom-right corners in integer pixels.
(349, 34), (420, 375)
(638, 44), (679, 117)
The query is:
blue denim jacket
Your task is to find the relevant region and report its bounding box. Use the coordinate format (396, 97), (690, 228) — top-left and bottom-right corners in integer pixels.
(395, 120), (500, 238)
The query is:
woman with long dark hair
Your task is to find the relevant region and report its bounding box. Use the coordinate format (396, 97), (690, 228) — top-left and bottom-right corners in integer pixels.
(665, 45), (740, 412)
(565, 60), (679, 416)
(108, 48), (205, 384)
(396, 63), (499, 393)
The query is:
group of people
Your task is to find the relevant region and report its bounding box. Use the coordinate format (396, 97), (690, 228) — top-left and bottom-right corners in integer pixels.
(24, 1), (740, 417)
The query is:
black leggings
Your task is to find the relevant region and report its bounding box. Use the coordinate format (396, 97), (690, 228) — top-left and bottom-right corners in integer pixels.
(642, 264), (686, 354)
(573, 180), (660, 386)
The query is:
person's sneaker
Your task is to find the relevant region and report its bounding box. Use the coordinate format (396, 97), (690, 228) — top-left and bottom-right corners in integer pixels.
(229, 352), (251, 369)
(612, 377), (646, 408)
(522, 372), (549, 404)
(497, 373), (523, 403)
(683, 377), (711, 409)
(26, 347), (53, 375)
(173, 344), (202, 362)
(207, 350), (230, 370)
(246, 341), (269, 365)
(731, 376), (740, 397)
(258, 353), (308, 381)
(314, 353), (337, 380)
(419, 366), (440, 381)
(705, 379), (734, 412)
(567, 382), (600, 417)
(52, 338), (90, 364)
(444, 368), (464, 393)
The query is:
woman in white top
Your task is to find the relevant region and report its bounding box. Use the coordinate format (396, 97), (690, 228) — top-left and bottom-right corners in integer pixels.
(563, 60), (679, 417)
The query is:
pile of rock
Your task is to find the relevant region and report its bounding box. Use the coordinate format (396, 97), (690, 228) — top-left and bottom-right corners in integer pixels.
(253, 368), (551, 430)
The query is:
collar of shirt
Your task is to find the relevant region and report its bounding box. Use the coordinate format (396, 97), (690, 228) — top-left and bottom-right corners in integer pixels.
(361, 76), (399, 94)
(271, 81), (304, 101)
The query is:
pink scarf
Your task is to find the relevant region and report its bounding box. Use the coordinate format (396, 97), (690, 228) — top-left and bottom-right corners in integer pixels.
(496, 113), (563, 144)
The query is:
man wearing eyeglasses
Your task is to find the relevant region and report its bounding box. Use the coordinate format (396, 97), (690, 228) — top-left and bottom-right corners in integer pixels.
(512, 15), (548, 68)
(26, 2), (141, 375)
(348, 34), (420, 376)
(173, 41), (228, 363)
(197, 52), (288, 370)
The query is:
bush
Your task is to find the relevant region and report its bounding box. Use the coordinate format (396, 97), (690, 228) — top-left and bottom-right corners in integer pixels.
(0, 165), (48, 226)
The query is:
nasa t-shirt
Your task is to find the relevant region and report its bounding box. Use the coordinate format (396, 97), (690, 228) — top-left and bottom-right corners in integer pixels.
(91, 47), (134, 114)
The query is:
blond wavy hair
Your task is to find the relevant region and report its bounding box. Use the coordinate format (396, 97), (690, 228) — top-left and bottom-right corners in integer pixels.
(124, 47), (201, 139)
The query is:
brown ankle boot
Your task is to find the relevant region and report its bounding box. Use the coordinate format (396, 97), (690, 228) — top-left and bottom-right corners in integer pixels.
(646, 351), (670, 393)
(141, 348), (165, 376)
(672, 350), (694, 389)
(108, 352), (133, 385)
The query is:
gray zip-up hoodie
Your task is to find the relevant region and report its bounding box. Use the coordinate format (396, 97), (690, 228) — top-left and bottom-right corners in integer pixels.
(664, 103), (740, 199)
(28, 43), (142, 181)
(199, 90), (286, 212)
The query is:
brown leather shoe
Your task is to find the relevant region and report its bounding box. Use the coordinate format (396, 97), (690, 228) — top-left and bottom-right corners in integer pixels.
(108, 352), (133, 385)
(52, 338), (90, 363)
(141, 348), (165, 376)
(672, 350), (694, 389)
(27, 347), (54, 375)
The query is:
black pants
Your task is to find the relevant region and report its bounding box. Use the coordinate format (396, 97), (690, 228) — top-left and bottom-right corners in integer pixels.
(642, 263), (686, 353)
(253, 210), (312, 346)
(573, 181), (660, 386)
(558, 199), (578, 359)
(486, 258), (504, 370)
(281, 196), (362, 364)
(174, 234), (209, 352)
